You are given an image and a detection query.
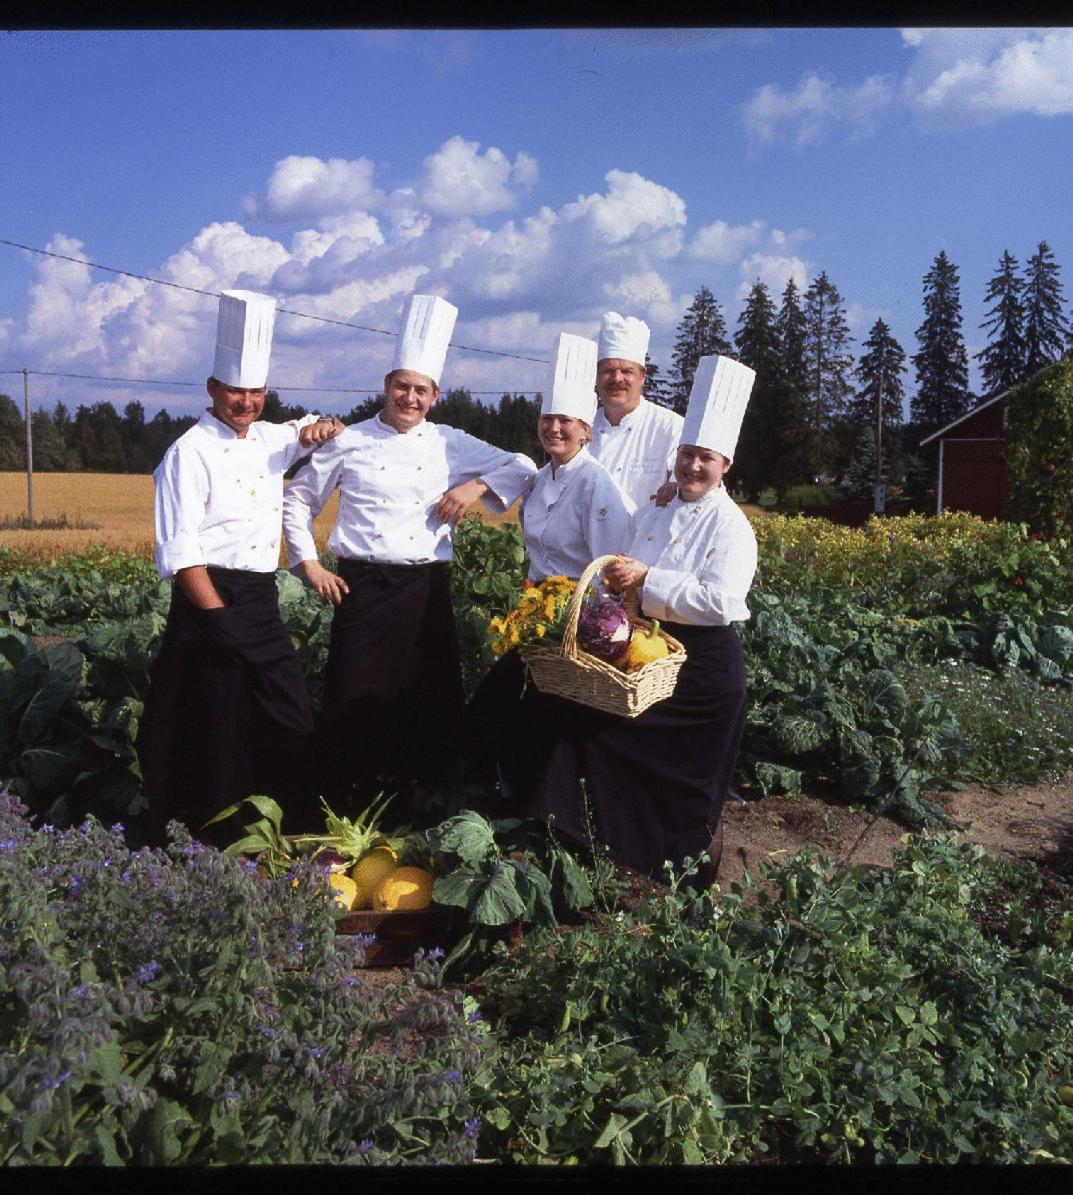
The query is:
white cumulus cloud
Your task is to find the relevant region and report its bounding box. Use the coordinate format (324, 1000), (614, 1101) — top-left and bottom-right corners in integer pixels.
(903, 27), (1073, 124)
(743, 72), (894, 149)
(247, 154), (384, 222)
(735, 253), (810, 303)
(688, 219), (767, 263)
(420, 136), (538, 217)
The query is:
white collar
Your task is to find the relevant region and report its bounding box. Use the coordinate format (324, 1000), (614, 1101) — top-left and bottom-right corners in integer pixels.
(548, 445), (591, 479)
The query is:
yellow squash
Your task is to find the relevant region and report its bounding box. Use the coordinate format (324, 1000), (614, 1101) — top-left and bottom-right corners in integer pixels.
(618, 620), (670, 672)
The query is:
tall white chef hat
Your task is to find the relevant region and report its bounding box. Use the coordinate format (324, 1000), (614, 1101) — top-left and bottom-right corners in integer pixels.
(597, 311), (650, 367)
(212, 290), (277, 389)
(391, 294), (458, 386)
(680, 355), (757, 462)
(541, 333), (598, 424)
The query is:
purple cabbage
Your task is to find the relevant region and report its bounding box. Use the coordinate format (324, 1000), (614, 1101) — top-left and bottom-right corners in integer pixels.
(577, 596), (632, 662)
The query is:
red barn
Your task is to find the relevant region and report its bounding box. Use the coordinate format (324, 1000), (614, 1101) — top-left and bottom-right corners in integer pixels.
(920, 391), (1009, 520)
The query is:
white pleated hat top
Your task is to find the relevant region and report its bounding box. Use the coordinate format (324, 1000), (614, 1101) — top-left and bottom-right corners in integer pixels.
(391, 294), (459, 386)
(212, 290), (277, 389)
(541, 333), (599, 424)
(596, 311), (650, 367)
(680, 355), (757, 462)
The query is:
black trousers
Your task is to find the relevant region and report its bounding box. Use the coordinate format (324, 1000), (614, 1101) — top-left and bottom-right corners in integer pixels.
(136, 567), (317, 843)
(321, 558), (465, 802)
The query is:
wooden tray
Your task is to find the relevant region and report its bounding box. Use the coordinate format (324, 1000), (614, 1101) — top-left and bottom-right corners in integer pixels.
(334, 906), (461, 967)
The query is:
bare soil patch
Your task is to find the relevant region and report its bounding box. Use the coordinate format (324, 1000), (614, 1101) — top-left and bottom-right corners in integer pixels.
(720, 774), (1073, 889)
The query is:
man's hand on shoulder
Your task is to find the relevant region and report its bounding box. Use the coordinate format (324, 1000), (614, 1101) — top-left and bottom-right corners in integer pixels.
(299, 417), (345, 448)
(654, 481), (678, 507)
(296, 558), (349, 606)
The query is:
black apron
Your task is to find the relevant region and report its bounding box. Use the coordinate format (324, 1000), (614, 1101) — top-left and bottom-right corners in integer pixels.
(136, 567), (317, 843)
(475, 623), (747, 877)
(321, 558), (464, 798)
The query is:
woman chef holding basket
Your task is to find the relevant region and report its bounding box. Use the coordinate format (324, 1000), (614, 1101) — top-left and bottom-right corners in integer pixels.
(498, 354), (758, 890)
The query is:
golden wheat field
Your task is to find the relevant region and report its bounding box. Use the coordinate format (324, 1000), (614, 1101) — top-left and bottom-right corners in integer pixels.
(0, 472), (515, 567)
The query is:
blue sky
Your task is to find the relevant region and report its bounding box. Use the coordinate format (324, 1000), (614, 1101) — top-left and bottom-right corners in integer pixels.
(1, 27), (1071, 420)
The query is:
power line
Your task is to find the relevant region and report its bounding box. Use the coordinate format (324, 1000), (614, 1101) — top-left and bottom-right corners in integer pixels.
(0, 237), (550, 365)
(0, 366), (541, 396)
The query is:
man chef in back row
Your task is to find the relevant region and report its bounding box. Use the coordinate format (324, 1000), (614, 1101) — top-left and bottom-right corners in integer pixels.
(282, 294), (537, 804)
(588, 311), (684, 510)
(137, 290), (343, 845)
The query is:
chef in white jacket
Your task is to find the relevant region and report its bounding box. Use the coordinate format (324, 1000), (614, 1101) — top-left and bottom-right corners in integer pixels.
(521, 332), (635, 583)
(588, 311), (683, 511)
(507, 355), (758, 890)
(137, 289), (343, 845)
(282, 294), (536, 800)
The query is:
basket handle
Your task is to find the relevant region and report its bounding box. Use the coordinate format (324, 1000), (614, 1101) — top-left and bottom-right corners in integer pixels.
(560, 555), (639, 661)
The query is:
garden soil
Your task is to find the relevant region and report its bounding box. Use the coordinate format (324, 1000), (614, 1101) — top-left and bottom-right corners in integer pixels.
(719, 773), (1073, 889)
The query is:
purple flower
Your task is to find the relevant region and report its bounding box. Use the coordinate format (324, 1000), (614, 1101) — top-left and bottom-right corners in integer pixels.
(310, 1046), (326, 1059)
(464, 1118), (482, 1140)
(137, 960), (160, 984)
(0, 838), (18, 852)
(358, 1139), (375, 1155)
(110, 823), (125, 835)
(42, 1071), (72, 1090)
(258, 1025), (278, 1039)
(467, 1009), (483, 1024)
(427, 946), (445, 962)
(444, 1069), (462, 1084)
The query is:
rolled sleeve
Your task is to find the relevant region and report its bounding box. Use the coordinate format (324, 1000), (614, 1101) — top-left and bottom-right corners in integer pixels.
(153, 448), (208, 580)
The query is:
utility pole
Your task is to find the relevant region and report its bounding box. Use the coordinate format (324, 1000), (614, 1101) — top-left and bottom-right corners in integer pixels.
(23, 367), (34, 527)
(874, 368), (885, 515)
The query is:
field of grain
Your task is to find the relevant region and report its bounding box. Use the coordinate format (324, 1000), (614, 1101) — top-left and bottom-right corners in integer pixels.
(0, 472), (514, 567)
(1, 471), (760, 567)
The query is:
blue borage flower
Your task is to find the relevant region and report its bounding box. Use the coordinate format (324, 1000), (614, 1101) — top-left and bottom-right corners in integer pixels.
(464, 1118), (481, 1140)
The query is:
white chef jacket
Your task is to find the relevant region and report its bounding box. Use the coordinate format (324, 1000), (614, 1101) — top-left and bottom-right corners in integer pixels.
(589, 400), (683, 512)
(628, 484), (757, 626)
(282, 414), (537, 566)
(520, 448), (636, 582)
(154, 410), (319, 580)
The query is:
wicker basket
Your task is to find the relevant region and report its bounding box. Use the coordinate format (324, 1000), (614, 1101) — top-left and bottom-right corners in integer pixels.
(524, 554), (686, 718)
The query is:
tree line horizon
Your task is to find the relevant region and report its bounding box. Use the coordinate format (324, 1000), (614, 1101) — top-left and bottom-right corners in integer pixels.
(2, 241), (1070, 505)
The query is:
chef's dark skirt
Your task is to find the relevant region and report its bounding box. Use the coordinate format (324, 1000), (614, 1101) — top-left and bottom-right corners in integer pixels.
(135, 567), (317, 844)
(471, 622), (747, 878)
(321, 558), (464, 797)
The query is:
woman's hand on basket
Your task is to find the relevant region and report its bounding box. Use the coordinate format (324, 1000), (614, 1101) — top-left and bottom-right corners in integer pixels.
(604, 554), (649, 593)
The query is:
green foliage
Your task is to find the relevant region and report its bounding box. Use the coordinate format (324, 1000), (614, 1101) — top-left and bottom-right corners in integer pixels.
(472, 835), (1073, 1164)
(449, 518), (528, 697)
(898, 658), (1073, 786)
(1007, 358), (1073, 543)
(426, 810), (593, 973)
(753, 511), (1073, 621)
(0, 793), (487, 1165)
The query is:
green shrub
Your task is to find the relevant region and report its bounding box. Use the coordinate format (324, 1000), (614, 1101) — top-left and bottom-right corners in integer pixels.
(0, 793), (487, 1165)
(1007, 359), (1073, 543)
(474, 836), (1073, 1164)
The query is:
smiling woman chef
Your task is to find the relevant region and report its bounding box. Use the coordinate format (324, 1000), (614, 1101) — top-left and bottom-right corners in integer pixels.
(504, 355), (758, 889)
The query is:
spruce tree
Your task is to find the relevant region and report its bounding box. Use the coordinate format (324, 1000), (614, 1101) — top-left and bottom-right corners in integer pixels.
(976, 250), (1027, 398)
(670, 286), (730, 414)
(911, 250), (972, 433)
(642, 354), (673, 409)
(1022, 241), (1070, 377)
(850, 319), (906, 485)
(732, 280), (782, 502)
(803, 271), (855, 477)
(771, 277), (813, 497)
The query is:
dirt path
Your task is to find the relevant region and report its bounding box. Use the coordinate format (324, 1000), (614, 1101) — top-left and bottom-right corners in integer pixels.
(720, 773), (1073, 889)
